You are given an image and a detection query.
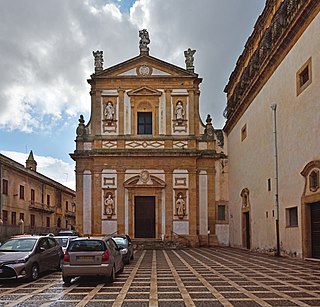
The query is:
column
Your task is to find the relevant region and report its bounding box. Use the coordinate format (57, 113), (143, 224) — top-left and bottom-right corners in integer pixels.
(165, 90), (172, 135)
(118, 89), (125, 135)
(188, 90), (195, 135)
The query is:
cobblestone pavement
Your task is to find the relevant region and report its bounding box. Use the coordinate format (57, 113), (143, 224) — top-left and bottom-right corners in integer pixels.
(1, 247), (320, 306)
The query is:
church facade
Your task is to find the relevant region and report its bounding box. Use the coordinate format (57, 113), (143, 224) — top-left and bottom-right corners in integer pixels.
(71, 31), (228, 246)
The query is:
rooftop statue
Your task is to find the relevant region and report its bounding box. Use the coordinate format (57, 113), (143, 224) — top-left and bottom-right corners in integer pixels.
(93, 50), (103, 72)
(184, 48), (196, 71)
(139, 29), (150, 54)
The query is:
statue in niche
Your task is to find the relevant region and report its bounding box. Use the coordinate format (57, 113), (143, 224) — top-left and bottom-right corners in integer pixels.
(240, 188), (250, 209)
(175, 101), (184, 121)
(176, 194), (186, 219)
(93, 50), (103, 71)
(139, 29), (150, 53)
(184, 48), (196, 70)
(104, 194), (115, 218)
(105, 101), (115, 121)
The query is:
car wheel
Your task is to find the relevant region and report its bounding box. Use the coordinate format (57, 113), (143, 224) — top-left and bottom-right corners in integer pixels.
(108, 266), (116, 283)
(124, 258), (130, 265)
(29, 263), (39, 281)
(119, 262), (124, 273)
(57, 257), (63, 272)
(63, 276), (72, 284)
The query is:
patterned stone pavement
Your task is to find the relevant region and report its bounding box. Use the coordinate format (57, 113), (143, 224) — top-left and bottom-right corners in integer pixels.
(1, 247), (320, 306)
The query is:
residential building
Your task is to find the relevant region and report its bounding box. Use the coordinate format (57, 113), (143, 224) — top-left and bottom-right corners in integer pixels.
(0, 151), (76, 240)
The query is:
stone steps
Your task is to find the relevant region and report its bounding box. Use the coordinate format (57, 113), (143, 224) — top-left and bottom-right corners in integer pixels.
(133, 239), (189, 250)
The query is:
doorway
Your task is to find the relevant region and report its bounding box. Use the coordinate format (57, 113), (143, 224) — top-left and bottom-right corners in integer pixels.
(311, 202), (320, 258)
(134, 196), (155, 238)
(243, 211), (251, 249)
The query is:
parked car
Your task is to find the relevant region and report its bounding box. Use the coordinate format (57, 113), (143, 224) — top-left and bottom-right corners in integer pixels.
(57, 230), (80, 237)
(53, 236), (77, 253)
(62, 237), (124, 284)
(112, 234), (134, 264)
(0, 235), (63, 281)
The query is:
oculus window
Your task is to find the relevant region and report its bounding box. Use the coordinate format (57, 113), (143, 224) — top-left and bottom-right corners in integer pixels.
(138, 112), (152, 135)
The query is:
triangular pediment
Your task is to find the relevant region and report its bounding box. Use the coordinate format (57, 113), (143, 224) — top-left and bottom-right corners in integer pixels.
(127, 86), (162, 96)
(123, 173), (166, 189)
(92, 54), (197, 79)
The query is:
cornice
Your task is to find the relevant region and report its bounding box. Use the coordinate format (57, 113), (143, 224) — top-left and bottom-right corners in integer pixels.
(223, 0), (319, 134)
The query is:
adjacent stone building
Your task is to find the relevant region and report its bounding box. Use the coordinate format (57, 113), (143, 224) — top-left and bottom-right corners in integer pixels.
(71, 31), (228, 246)
(0, 151), (76, 239)
(224, 0), (320, 258)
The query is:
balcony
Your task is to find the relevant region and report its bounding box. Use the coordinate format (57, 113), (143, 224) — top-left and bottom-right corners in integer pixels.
(65, 210), (75, 218)
(29, 201), (54, 214)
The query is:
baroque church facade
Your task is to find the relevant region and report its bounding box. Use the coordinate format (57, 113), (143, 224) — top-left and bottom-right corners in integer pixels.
(71, 30), (228, 246)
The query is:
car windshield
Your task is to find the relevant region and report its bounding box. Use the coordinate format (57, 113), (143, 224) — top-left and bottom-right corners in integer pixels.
(0, 238), (37, 252)
(69, 240), (105, 252)
(55, 238), (69, 247)
(113, 237), (127, 245)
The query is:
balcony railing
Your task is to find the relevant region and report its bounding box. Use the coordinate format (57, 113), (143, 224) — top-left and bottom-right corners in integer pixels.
(65, 210), (75, 218)
(29, 201), (54, 214)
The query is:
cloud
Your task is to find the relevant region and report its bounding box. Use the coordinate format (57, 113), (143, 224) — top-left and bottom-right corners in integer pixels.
(0, 0), (264, 132)
(1, 151), (75, 190)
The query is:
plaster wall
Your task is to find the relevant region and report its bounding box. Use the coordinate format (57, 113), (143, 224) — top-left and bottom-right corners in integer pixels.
(228, 14), (320, 257)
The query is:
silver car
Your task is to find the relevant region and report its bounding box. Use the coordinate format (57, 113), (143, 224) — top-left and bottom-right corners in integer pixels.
(0, 235), (63, 281)
(53, 236), (77, 253)
(62, 237), (124, 284)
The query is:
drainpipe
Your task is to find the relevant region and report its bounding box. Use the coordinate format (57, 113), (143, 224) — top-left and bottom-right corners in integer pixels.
(0, 161), (2, 220)
(271, 103), (280, 256)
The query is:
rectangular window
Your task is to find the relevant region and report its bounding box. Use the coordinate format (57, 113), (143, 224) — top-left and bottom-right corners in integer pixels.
(66, 201), (69, 212)
(11, 212), (16, 225)
(2, 210), (8, 224)
(47, 194), (50, 206)
(217, 205), (226, 221)
(2, 179), (8, 195)
(46, 217), (50, 228)
(286, 207), (298, 227)
(30, 214), (35, 228)
(31, 189), (35, 204)
(268, 178), (271, 191)
(138, 112), (152, 135)
(296, 57), (312, 96)
(241, 124), (247, 141)
(19, 213), (24, 222)
(19, 185), (25, 200)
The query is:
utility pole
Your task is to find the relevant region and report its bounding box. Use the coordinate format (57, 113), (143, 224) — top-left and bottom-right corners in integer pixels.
(271, 103), (280, 256)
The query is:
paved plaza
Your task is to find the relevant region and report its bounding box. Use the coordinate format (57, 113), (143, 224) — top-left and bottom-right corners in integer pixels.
(0, 247), (320, 306)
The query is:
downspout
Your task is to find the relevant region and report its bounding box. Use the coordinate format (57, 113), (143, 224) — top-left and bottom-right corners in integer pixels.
(271, 103), (280, 256)
(0, 161), (2, 220)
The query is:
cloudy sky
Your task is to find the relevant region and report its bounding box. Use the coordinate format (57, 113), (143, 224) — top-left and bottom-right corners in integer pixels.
(0, 0), (265, 189)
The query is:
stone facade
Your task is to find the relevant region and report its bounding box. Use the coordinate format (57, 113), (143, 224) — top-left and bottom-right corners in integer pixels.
(224, 0), (320, 258)
(0, 152), (76, 239)
(71, 34), (228, 246)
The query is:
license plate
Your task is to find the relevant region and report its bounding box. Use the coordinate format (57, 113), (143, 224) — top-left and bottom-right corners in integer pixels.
(0, 269), (3, 273)
(77, 256), (93, 260)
